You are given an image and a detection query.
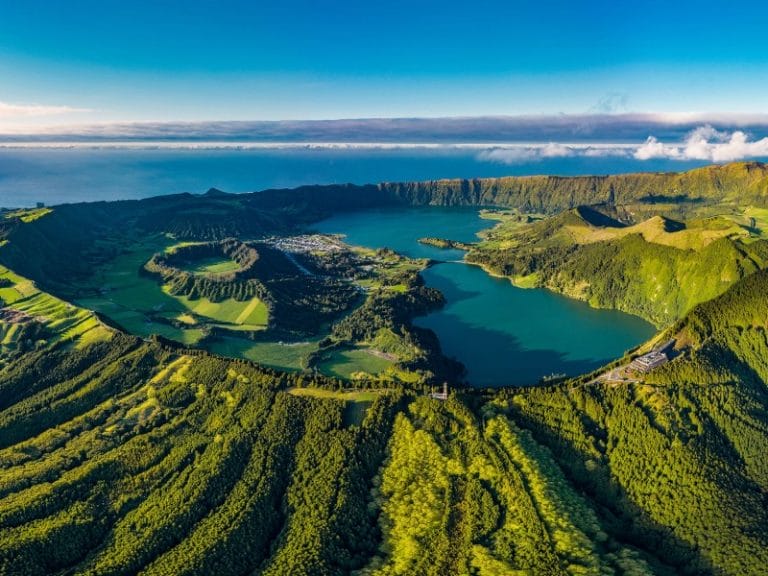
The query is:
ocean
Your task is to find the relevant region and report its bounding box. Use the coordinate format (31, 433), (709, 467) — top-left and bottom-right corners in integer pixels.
(0, 146), (714, 208)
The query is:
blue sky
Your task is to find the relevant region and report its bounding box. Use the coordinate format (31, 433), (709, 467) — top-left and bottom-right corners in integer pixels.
(2, 0), (768, 127)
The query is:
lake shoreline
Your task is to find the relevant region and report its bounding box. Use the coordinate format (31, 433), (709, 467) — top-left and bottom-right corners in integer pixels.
(317, 208), (656, 387)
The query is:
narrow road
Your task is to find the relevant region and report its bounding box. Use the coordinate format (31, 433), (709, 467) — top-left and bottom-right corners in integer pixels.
(281, 251), (314, 276)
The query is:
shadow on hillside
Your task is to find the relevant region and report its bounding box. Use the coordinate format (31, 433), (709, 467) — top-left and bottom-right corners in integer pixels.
(506, 407), (718, 575)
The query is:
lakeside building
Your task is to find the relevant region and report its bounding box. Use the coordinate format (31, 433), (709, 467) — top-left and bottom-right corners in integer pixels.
(629, 339), (676, 373)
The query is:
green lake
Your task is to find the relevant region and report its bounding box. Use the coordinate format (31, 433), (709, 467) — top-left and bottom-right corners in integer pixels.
(315, 208), (656, 387)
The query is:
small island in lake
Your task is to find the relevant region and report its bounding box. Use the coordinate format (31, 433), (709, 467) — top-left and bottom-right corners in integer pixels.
(417, 237), (474, 250)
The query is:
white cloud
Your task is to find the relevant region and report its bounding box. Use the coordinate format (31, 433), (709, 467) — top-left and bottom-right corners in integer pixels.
(477, 143), (577, 164)
(685, 129), (768, 162)
(634, 136), (681, 160)
(0, 101), (90, 119)
(540, 142), (574, 158)
(477, 147), (543, 164)
(478, 142), (639, 164)
(633, 125), (768, 162)
(582, 147), (631, 158)
(682, 125), (728, 159)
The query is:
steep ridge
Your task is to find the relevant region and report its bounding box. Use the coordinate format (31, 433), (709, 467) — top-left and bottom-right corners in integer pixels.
(379, 161), (768, 214)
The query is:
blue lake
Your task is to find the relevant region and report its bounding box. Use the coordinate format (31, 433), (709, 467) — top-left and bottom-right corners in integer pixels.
(316, 208), (656, 387)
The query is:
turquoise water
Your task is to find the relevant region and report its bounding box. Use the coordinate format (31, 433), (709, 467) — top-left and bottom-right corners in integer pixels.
(316, 208), (656, 387)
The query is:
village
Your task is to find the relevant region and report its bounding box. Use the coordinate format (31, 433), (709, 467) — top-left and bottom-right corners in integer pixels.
(265, 234), (346, 254)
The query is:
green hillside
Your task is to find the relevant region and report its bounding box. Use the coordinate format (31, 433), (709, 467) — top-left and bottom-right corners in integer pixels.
(467, 206), (768, 326)
(381, 161), (768, 217)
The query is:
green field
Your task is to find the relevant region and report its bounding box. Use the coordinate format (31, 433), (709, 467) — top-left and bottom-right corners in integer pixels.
(0, 266), (111, 349)
(169, 290), (268, 327)
(742, 206), (768, 236)
(71, 238), (197, 341)
(208, 337), (320, 371)
(180, 256), (241, 275)
(318, 347), (395, 379)
(287, 387), (380, 402)
(71, 237), (268, 344)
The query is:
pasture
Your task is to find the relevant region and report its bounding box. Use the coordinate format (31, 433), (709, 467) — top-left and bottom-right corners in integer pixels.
(208, 337), (319, 371)
(71, 236), (268, 345)
(318, 347), (394, 380)
(0, 266), (111, 349)
(180, 256), (241, 275)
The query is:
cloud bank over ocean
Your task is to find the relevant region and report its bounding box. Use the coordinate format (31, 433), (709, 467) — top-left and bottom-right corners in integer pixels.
(634, 126), (768, 162)
(477, 126), (768, 164)
(2, 114), (768, 163)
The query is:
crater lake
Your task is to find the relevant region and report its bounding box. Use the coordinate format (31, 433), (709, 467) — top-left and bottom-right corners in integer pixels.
(315, 207), (656, 387)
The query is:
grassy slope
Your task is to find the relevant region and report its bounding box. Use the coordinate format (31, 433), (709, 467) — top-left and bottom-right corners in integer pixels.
(318, 348), (395, 380)
(468, 207), (768, 326)
(0, 265), (111, 351)
(207, 337), (320, 371)
(169, 290), (268, 327)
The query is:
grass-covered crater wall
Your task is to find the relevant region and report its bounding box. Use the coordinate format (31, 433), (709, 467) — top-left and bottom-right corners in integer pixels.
(143, 239), (269, 303)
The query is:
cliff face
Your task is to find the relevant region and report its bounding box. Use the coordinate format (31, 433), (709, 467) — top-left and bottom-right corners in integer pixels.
(378, 161), (768, 213)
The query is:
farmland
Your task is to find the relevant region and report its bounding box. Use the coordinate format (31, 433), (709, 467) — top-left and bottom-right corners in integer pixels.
(54, 229), (441, 382)
(0, 265), (111, 355)
(317, 347), (396, 380)
(180, 256), (242, 275)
